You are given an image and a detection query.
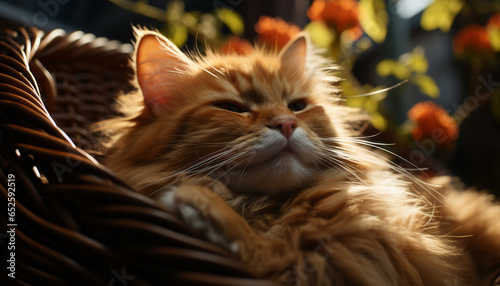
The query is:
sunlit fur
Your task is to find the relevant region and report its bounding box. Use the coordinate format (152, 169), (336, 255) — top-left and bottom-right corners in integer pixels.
(102, 28), (500, 285)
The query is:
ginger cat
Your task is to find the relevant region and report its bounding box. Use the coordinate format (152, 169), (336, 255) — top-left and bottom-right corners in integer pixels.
(103, 28), (500, 286)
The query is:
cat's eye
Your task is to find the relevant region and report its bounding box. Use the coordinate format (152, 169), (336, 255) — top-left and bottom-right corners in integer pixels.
(215, 102), (247, 113)
(288, 99), (307, 112)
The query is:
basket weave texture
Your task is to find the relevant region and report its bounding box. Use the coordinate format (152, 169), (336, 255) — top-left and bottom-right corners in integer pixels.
(0, 27), (281, 286)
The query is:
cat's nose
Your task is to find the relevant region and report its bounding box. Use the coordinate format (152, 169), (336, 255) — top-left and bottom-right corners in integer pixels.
(268, 116), (298, 139)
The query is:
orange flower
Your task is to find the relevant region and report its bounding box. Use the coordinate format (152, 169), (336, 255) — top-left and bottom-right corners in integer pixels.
(220, 36), (254, 55)
(452, 24), (493, 55)
(487, 13), (500, 28)
(255, 16), (301, 49)
(408, 101), (459, 148)
(307, 0), (361, 36)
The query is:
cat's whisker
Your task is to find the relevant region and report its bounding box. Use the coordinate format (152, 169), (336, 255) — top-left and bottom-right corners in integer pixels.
(331, 138), (429, 176)
(238, 164), (251, 185)
(328, 150), (380, 171)
(320, 144), (385, 167)
(176, 148), (234, 173)
(192, 29), (221, 75)
(324, 137), (420, 172)
(342, 80), (408, 98)
(311, 157), (327, 176)
(320, 65), (342, 71)
(180, 137), (259, 180)
(164, 70), (190, 75)
(337, 138), (435, 174)
(329, 136), (395, 147)
(207, 157), (248, 184)
(321, 137), (446, 205)
(189, 58), (221, 79)
(194, 46), (227, 77)
(318, 148), (369, 185)
(196, 151), (248, 177)
(321, 143), (445, 206)
(179, 146), (255, 183)
(136, 147), (236, 190)
(328, 157), (367, 184)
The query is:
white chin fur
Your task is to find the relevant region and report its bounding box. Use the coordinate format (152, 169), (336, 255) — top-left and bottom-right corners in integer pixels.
(227, 155), (316, 193)
(222, 127), (321, 194)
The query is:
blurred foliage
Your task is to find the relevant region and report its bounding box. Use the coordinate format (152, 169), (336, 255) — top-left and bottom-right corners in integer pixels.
(108, 0), (500, 171)
(488, 25), (500, 51)
(359, 0), (387, 43)
(216, 8), (245, 36)
(304, 21), (334, 49)
(376, 47), (439, 98)
(342, 78), (389, 130)
(420, 0), (464, 32)
(109, 0), (243, 47)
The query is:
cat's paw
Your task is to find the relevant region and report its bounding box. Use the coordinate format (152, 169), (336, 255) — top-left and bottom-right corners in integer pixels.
(157, 185), (239, 254)
(156, 187), (177, 211)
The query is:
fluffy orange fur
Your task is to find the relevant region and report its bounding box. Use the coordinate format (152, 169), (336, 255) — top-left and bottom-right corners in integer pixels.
(102, 28), (500, 285)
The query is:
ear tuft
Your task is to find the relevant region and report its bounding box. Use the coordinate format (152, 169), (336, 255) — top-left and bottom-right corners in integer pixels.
(134, 28), (194, 114)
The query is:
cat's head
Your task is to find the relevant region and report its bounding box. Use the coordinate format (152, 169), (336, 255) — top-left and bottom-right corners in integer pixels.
(108, 28), (368, 195)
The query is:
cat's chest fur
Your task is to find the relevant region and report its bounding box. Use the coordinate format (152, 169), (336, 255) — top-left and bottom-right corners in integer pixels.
(155, 168), (471, 285)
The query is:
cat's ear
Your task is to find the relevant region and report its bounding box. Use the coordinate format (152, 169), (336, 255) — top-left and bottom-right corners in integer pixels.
(279, 32), (309, 76)
(134, 29), (194, 114)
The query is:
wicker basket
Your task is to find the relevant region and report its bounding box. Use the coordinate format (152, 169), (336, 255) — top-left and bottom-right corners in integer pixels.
(0, 27), (282, 286)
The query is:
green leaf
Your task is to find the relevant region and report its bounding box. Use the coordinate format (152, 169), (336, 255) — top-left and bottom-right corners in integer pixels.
(376, 59), (410, 80)
(359, 0), (388, 43)
(370, 112), (387, 130)
(376, 59), (396, 77)
(216, 8), (244, 35)
(362, 97), (379, 112)
(305, 22), (334, 48)
(412, 74), (440, 98)
(345, 96), (364, 108)
(420, 0), (463, 32)
(392, 63), (411, 80)
(402, 47), (428, 73)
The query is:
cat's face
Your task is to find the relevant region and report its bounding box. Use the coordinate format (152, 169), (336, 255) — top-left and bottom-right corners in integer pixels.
(120, 29), (357, 194)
